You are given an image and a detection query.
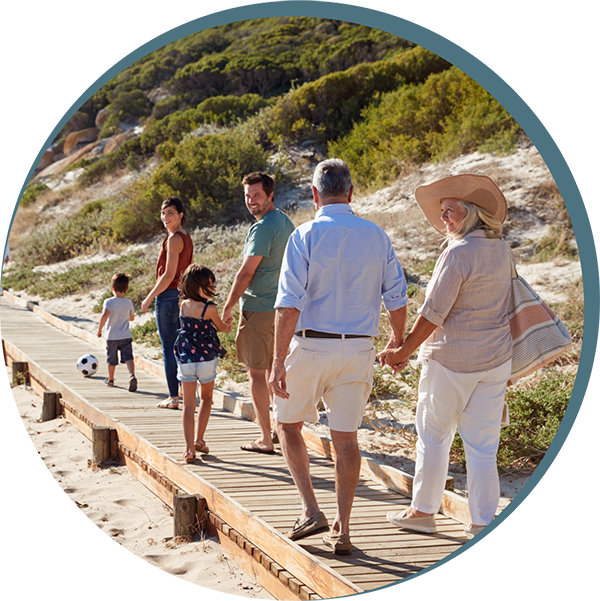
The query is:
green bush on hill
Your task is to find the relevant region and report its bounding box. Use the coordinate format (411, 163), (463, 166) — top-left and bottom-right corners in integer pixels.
(139, 93), (273, 154)
(20, 183), (50, 207)
(266, 46), (451, 144)
(110, 127), (268, 241)
(329, 67), (521, 190)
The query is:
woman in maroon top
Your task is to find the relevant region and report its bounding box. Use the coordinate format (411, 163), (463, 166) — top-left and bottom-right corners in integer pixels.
(142, 197), (193, 408)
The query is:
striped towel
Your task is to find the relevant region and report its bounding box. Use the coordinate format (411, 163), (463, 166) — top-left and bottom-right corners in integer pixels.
(508, 272), (571, 384)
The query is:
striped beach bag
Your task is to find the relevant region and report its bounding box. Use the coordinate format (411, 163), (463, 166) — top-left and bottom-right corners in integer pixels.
(506, 247), (571, 385)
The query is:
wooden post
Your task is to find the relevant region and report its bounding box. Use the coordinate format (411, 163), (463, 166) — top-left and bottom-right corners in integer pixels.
(174, 494), (200, 538)
(41, 391), (58, 422)
(197, 496), (207, 533)
(92, 426), (112, 465)
(11, 361), (28, 386)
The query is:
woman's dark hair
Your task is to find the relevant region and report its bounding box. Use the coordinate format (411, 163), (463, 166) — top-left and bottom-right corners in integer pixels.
(161, 196), (186, 225)
(178, 264), (216, 302)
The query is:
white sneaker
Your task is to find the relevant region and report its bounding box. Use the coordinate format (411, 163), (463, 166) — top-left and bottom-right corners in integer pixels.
(464, 525), (486, 539)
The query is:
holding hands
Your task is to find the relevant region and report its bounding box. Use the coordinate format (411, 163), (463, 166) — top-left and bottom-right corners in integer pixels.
(377, 315), (438, 375)
(377, 345), (409, 375)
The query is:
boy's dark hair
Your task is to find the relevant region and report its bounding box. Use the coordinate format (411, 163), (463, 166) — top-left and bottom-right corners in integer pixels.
(111, 273), (130, 293)
(242, 172), (275, 198)
(178, 264), (217, 302)
(161, 196), (186, 224)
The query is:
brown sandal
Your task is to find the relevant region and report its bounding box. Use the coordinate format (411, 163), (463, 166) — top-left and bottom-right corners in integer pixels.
(183, 451), (196, 464)
(194, 440), (210, 454)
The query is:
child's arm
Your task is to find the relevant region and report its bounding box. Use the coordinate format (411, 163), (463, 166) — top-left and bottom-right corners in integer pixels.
(97, 309), (109, 337)
(205, 304), (232, 333)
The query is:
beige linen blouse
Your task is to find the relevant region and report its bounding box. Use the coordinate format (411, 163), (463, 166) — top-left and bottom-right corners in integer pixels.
(417, 230), (512, 373)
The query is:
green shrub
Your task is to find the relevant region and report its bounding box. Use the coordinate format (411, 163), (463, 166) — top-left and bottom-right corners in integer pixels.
(110, 127), (268, 242)
(131, 318), (162, 347)
(196, 93), (274, 126)
(450, 370), (575, 471)
(329, 67), (521, 190)
(20, 183), (50, 207)
(267, 46), (450, 145)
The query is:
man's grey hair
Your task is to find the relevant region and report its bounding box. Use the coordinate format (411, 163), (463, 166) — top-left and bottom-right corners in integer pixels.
(312, 159), (353, 199)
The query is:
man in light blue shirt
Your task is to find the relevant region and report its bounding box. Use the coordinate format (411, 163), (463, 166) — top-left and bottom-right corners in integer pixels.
(269, 159), (408, 555)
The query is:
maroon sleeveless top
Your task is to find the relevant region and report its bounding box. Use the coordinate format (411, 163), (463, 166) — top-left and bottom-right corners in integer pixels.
(156, 231), (194, 290)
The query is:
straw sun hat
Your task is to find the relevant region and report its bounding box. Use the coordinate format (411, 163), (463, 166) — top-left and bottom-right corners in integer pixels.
(414, 174), (507, 235)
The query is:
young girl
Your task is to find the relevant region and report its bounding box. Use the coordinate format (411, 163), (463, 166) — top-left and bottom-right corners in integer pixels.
(175, 264), (231, 464)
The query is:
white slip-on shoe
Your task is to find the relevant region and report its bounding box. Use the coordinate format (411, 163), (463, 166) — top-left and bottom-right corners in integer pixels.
(387, 510), (437, 533)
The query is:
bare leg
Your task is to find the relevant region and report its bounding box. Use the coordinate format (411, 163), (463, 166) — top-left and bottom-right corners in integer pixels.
(276, 421), (320, 519)
(247, 367), (274, 451)
(181, 381), (197, 457)
(125, 359), (135, 377)
(107, 364), (116, 382)
(195, 380), (214, 446)
(329, 429), (361, 536)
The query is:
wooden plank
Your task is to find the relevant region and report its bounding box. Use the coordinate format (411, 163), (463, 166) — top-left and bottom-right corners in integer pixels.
(118, 447), (175, 508)
(207, 519), (321, 600)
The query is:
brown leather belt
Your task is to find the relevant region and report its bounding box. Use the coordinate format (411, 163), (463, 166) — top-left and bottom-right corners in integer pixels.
(295, 329), (371, 339)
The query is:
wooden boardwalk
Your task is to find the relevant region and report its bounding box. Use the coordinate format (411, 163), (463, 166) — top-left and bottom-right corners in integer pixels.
(0, 293), (471, 599)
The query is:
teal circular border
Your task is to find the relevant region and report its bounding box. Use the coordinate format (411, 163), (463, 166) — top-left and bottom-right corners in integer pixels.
(11, 0), (600, 600)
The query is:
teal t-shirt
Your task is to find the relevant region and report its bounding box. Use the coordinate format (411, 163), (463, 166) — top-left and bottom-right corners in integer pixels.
(241, 209), (295, 312)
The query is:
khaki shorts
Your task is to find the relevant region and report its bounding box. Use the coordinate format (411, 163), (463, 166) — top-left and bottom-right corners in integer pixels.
(236, 310), (275, 370)
(273, 335), (375, 432)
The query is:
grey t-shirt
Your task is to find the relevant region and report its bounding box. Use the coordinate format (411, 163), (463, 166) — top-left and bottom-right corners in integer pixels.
(103, 296), (135, 340)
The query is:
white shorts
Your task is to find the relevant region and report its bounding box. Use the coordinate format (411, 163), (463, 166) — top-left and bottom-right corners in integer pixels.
(177, 358), (218, 384)
(273, 335), (375, 432)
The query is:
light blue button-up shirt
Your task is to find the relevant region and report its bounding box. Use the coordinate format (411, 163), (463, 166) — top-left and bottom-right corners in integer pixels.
(275, 203), (408, 336)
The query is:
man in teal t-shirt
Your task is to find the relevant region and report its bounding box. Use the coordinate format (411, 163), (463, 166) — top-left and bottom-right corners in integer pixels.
(222, 172), (295, 454)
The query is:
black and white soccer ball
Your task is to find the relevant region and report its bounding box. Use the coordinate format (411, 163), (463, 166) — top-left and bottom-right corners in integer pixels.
(77, 354), (98, 377)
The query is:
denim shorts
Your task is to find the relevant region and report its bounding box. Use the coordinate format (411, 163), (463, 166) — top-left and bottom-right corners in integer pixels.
(106, 338), (134, 366)
(177, 358), (218, 384)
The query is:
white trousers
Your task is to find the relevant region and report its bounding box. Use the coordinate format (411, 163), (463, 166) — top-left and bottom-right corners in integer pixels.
(412, 358), (511, 525)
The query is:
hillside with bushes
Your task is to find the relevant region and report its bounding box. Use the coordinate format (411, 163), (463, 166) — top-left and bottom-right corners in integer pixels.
(19, 17), (519, 261)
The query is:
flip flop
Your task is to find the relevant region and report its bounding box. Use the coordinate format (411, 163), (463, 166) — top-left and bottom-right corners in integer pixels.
(104, 379), (115, 387)
(240, 441), (276, 454)
(157, 398), (179, 409)
(194, 440), (210, 454)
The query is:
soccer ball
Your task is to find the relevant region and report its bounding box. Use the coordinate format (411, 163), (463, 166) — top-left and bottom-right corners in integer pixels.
(77, 354), (98, 377)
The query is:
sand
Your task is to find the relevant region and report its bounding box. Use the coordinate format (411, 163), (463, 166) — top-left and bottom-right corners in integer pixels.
(8, 368), (273, 600)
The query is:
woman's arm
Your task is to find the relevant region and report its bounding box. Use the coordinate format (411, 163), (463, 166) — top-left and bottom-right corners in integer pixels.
(141, 234), (183, 312)
(377, 314), (437, 373)
(205, 304), (232, 333)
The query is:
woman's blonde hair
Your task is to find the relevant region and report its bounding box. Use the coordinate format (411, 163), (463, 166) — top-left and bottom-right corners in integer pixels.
(447, 200), (503, 241)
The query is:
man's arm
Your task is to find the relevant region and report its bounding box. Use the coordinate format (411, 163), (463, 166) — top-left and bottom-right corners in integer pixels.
(384, 304), (407, 350)
(221, 255), (263, 326)
(268, 307), (300, 399)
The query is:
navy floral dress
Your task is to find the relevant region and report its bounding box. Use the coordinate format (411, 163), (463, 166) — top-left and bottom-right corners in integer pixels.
(174, 301), (226, 364)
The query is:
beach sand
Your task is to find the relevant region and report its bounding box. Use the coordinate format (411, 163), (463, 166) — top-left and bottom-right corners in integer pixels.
(6, 366), (273, 600)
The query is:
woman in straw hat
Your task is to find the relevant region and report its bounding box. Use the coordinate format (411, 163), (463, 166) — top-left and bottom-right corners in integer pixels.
(378, 174), (513, 539)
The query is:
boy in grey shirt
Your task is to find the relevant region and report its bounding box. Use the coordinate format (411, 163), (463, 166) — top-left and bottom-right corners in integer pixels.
(97, 273), (137, 391)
